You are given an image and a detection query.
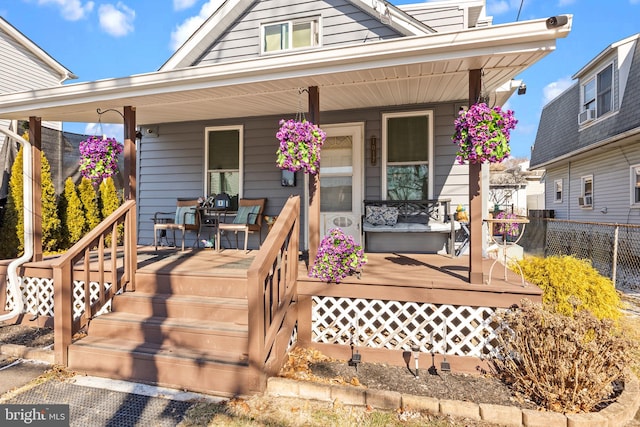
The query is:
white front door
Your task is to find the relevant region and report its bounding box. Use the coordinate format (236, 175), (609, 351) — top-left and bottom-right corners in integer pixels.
(317, 123), (363, 244)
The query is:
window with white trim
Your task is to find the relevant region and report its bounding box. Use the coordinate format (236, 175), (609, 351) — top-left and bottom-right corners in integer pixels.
(262, 18), (320, 54)
(382, 111), (434, 200)
(554, 179), (563, 203)
(581, 63), (613, 121)
(579, 175), (593, 208)
(632, 164), (640, 206)
(205, 126), (243, 205)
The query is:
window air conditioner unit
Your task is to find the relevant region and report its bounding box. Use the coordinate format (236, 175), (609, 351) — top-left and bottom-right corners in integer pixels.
(578, 196), (592, 207)
(578, 109), (595, 125)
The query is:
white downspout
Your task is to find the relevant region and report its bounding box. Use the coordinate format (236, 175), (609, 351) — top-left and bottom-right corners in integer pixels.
(0, 126), (33, 322)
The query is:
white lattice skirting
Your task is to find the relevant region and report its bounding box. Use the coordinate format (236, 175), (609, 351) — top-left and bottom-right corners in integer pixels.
(5, 276), (113, 320)
(312, 296), (501, 357)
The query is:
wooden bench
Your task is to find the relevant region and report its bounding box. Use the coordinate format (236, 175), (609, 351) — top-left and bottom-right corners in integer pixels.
(362, 199), (458, 256)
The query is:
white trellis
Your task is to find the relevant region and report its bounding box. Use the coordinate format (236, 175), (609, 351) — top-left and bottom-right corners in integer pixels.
(311, 296), (501, 357)
(5, 276), (113, 321)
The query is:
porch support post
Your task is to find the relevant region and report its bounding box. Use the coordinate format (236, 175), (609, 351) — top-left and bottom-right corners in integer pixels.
(307, 86), (320, 265)
(29, 116), (43, 262)
(123, 106), (136, 201)
(468, 70), (483, 284)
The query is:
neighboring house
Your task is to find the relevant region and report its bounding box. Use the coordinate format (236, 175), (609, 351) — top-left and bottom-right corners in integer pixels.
(530, 33), (640, 224)
(0, 17), (76, 199)
(488, 159), (545, 215)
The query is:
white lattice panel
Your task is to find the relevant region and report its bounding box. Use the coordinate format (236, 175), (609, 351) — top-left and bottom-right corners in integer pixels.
(312, 296), (500, 357)
(5, 276), (113, 320)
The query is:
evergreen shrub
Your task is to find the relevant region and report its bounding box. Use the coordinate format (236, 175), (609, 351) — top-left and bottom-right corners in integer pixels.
(517, 255), (622, 321)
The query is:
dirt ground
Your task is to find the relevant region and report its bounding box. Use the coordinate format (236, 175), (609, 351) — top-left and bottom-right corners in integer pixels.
(0, 323), (53, 348)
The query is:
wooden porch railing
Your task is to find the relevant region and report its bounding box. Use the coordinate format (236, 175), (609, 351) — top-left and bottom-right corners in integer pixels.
(51, 199), (137, 365)
(247, 195), (300, 392)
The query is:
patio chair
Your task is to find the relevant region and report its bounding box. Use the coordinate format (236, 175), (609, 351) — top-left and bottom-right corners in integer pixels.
(216, 198), (266, 252)
(153, 198), (201, 251)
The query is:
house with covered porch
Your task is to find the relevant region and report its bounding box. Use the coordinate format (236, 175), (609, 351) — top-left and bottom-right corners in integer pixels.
(0, 0), (571, 396)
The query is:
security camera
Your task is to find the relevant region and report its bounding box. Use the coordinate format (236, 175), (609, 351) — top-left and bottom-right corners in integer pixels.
(546, 15), (568, 29)
(146, 128), (154, 134)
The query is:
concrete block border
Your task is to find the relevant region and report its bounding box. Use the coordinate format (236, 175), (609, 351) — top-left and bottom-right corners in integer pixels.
(0, 344), (54, 364)
(267, 373), (640, 427)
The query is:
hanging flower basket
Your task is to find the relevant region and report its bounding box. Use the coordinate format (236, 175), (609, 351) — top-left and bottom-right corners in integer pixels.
(309, 228), (367, 284)
(275, 119), (326, 175)
(79, 135), (123, 184)
(452, 103), (517, 164)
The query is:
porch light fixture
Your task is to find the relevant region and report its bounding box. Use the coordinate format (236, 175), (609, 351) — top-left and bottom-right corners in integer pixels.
(370, 135), (377, 166)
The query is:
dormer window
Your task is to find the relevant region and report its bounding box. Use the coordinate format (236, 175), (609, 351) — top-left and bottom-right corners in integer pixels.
(262, 18), (320, 54)
(579, 63), (613, 125)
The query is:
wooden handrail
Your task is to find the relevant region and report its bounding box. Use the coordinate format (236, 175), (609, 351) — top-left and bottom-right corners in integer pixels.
(246, 195), (300, 392)
(52, 199), (137, 365)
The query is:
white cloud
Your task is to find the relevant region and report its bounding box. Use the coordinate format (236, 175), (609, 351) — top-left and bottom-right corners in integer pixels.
(486, 0), (510, 15)
(98, 2), (135, 37)
(170, 0), (224, 51)
(557, 0), (575, 6)
(630, 0), (640, 5)
(37, 0), (94, 21)
(173, 0), (198, 11)
(543, 76), (573, 104)
(84, 123), (124, 141)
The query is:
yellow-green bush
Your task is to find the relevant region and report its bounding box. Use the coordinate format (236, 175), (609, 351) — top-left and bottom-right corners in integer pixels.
(0, 147), (21, 258)
(78, 177), (101, 231)
(517, 255), (622, 321)
(60, 177), (86, 246)
(99, 177), (123, 245)
(40, 152), (61, 253)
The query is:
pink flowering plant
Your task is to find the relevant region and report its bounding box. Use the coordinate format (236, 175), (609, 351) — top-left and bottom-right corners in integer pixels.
(276, 119), (326, 175)
(309, 228), (367, 283)
(494, 211), (520, 238)
(452, 103), (517, 164)
(79, 135), (123, 184)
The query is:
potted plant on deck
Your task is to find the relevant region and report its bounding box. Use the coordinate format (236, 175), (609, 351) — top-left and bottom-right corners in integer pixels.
(309, 228), (367, 284)
(452, 103), (517, 164)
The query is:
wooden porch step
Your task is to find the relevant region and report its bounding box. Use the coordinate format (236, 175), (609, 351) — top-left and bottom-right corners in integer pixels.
(68, 336), (253, 396)
(88, 312), (248, 353)
(134, 271), (248, 298)
(111, 292), (248, 323)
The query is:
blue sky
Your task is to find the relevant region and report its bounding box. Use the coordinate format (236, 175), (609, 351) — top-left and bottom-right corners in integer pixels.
(1, 0), (639, 158)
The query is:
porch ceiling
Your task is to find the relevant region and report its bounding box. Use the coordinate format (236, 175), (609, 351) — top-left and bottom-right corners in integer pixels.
(0, 16), (571, 125)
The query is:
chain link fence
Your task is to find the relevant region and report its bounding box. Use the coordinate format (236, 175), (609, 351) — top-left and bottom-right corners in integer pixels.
(543, 219), (640, 292)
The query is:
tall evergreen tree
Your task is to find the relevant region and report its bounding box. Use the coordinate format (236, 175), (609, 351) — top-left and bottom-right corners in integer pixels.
(40, 151), (61, 253)
(60, 177), (86, 247)
(78, 177), (101, 231)
(0, 146), (22, 258)
(99, 177), (122, 245)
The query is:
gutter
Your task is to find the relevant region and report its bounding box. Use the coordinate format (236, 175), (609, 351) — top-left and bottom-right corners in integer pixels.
(0, 126), (32, 322)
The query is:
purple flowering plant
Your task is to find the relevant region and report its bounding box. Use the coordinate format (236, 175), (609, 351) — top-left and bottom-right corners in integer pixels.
(452, 103), (517, 164)
(276, 119), (326, 175)
(494, 211), (520, 238)
(79, 135), (123, 184)
(309, 228), (367, 283)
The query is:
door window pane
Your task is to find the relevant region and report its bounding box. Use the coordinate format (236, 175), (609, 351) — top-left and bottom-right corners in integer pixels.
(321, 176), (352, 212)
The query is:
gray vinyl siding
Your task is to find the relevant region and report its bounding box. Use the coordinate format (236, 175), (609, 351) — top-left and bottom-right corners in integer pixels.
(196, 0), (402, 66)
(137, 102), (467, 246)
(399, 5), (465, 33)
(0, 28), (64, 94)
(543, 143), (640, 225)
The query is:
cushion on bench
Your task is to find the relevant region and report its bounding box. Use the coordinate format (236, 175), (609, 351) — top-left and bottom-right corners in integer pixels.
(363, 221), (457, 233)
(365, 205), (399, 226)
